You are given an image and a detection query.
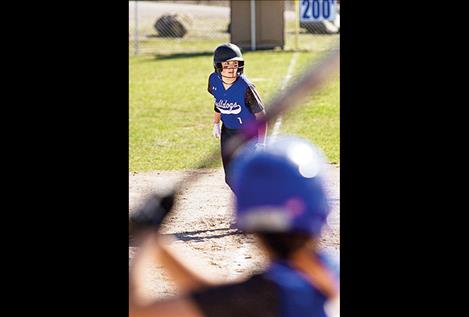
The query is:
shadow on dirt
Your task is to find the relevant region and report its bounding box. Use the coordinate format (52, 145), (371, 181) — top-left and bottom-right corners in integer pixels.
(129, 227), (245, 246)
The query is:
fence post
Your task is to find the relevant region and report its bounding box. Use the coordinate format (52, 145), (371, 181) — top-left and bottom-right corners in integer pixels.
(250, 0), (256, 51)
(294, 0), (299, 51)
(134, 1), (139, 55)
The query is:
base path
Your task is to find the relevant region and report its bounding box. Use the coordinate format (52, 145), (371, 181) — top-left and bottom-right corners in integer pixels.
(129, 165), (339, 299)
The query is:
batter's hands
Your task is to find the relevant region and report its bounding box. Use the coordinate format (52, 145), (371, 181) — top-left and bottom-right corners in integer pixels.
(212, 123), (221, 138)
(129, 192), (175, 240)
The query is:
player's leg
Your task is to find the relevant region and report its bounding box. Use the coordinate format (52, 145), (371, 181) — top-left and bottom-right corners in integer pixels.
(220, 125), (238, 191)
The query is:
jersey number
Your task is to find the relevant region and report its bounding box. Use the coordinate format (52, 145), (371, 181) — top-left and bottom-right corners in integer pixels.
(237, 117), (243, 124)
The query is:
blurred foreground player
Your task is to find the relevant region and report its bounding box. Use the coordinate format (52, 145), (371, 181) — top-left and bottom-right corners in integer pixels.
(129, 136), (339, 317)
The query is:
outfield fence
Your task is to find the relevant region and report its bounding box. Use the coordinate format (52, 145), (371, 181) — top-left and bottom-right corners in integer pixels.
(129, 0), (340, 56)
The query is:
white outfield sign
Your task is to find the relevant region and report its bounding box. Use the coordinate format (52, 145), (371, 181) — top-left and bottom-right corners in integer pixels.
(300, 0), (337, 22)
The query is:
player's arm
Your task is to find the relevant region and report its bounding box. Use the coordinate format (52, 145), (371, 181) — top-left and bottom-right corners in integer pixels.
(209, 78), (221, 138)
(131, 233), (221, 293)
(254, 112), (267, 144)
(207, 78), (213, 95)
(213, 112), (221, 124)
(156, 234), (222, 291)
(212, 111), (221, 138)
(245, 86), (267, 144)
(129, 234), (216, 317)
(130, 297), (204, 317)
(212, 90), (221, 138)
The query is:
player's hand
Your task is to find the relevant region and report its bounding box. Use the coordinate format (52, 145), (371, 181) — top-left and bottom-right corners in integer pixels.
(212, 123), (221, 138)
(129, 192), (175, 240)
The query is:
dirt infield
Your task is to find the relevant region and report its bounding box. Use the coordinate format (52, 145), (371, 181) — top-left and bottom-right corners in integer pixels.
(129, 165), (339, 299)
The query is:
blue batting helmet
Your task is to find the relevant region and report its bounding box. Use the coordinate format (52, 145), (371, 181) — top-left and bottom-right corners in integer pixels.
(229, 136), (330, 236)
(213, 43), (245, 75)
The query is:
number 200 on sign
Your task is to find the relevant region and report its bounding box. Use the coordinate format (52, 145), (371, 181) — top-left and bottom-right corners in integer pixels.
(300, 0), (337, 22)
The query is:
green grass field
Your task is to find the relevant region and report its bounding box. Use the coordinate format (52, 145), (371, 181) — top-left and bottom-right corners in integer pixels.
(130, 42), (339, 171)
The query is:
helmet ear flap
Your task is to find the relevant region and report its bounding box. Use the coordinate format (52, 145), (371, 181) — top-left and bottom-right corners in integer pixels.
(237, 61), (245, 76)
(214, 62), (223, 73)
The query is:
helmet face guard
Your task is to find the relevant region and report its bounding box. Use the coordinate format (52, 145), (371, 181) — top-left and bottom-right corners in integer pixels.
(214, 60), (244, 76)
(213, 43), (244, 76)
(229, 136), (331, 236)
